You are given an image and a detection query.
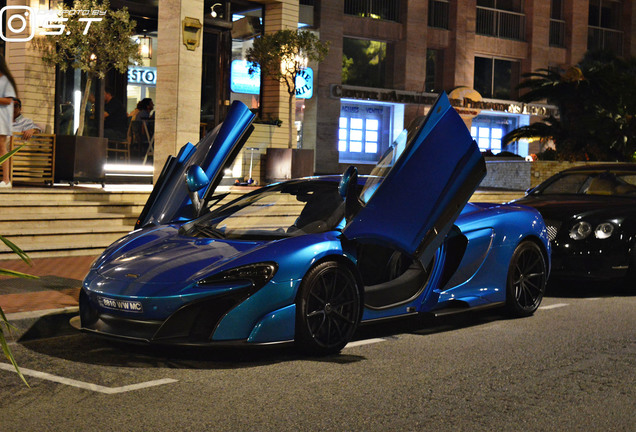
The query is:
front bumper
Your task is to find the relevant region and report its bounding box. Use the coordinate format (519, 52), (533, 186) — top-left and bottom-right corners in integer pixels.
(79, 287), (254, 345)
(550, 239), (631, 280)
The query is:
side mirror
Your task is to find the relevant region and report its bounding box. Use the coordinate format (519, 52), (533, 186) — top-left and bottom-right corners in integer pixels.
(339, 166), (361, 223)
(185, 165), (209, 216)
(339, 165), (357, 198)
(186, 165), (209, 193)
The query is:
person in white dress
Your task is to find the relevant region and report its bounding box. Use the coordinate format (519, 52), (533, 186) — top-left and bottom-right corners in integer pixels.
(0, 54), (17, 188)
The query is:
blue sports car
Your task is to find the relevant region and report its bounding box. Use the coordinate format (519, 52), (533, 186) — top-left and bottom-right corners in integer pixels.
(79, 94), (550, 355)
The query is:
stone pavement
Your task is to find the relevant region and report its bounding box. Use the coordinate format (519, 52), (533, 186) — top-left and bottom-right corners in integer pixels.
(0, 256), (96, 315)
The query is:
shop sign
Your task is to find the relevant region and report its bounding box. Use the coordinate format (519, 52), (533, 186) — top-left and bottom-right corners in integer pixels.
(231, 60), (313, 99)
(331, 85), (558, 117)
(128, 66), (157, 86)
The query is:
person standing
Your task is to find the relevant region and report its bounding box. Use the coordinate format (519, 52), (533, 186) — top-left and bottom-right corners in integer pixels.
(0, 55), (17, 188)
(103, 87), (128, 141)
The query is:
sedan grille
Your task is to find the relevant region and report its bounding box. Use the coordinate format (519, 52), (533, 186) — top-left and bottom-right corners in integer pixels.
(544, 220), (561, 241)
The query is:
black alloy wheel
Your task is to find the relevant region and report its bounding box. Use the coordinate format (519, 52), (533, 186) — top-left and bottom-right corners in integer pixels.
(505, 241), (547, 317)
(295, 261), (361, 356)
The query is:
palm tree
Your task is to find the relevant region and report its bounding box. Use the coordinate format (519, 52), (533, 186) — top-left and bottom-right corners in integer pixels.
(504, 50), (636, 161)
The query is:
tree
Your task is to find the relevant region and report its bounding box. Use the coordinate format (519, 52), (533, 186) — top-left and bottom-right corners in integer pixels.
(246, 30), (330, 148)
(36, 0), (141, 135)
(504, 50), (636, 161)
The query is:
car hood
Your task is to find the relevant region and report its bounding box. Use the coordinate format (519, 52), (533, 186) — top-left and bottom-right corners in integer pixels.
(94, 226), (264, 286)
(513, 195), (635, 220)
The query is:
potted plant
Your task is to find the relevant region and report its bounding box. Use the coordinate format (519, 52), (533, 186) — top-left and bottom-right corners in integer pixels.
(36, 0), (141, 183)
(246, 30), (329, 181)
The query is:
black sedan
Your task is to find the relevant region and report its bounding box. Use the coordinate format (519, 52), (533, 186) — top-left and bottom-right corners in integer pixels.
(513, 164), (636, 284)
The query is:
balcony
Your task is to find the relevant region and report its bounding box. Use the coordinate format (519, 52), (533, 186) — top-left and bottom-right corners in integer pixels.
(428, 0), (449, 29)
(476, 6), (525, 41)
(344, 0), (400, 22)
(588, 26), (623, 55)
(549, 19), (565, 47)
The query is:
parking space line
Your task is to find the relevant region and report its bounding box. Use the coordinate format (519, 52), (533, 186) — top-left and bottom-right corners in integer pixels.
(0, 363), (177, 394)
(538, 303), (569, 310)
(345, 338), (387, 349)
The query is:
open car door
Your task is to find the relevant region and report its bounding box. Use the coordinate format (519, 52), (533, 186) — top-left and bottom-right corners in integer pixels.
(136, 101), (255, 228)
(342, 93), (486, 266)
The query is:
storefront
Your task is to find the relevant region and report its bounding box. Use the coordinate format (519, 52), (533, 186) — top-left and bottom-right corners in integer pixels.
(337, 100), (403, 165)
(328, 84), (556, 170)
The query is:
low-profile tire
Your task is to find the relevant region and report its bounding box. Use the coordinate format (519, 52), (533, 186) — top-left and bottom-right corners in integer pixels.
(295, 261), (361, 356)
(505, 241), (547, 317)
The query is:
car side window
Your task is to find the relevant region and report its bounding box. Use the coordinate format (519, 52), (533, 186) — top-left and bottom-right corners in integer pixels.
(540, 174), (590, 194)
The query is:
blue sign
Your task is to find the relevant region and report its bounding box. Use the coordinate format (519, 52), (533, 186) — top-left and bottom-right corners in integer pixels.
(230, 60), (260, 94)
(128, 66), (157, 85)
(230, 60), (313, 99)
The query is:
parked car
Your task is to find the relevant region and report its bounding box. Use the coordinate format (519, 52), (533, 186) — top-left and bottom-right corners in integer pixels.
(78, 95), (550, 355)
(513, 164), (636, 283)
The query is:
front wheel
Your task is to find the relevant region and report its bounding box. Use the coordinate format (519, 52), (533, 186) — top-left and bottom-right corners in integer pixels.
(295, 261), (361, 356)
(505, 241), (547, 317)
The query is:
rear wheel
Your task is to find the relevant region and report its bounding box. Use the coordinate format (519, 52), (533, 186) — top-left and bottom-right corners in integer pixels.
(295, 261), (361, 356)
(505, 241), (547, 317)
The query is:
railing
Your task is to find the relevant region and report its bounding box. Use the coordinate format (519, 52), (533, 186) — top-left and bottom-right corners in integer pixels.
(588, 26), (623, 55)
(549, 19), (565, 47)
(476, 6), (525, 41)
(428, 0), (449, 29)
(344, 0), (400, 22)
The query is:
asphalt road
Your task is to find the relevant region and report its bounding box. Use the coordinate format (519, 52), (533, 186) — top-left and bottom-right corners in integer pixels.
(1, 284), (634, 432)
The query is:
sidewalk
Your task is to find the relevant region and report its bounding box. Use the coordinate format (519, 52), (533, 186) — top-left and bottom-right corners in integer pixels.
(0, 256), (96, 315)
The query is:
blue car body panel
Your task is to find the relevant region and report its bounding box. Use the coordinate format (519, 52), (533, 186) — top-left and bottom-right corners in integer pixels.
(343, 93), (486, 263)
(80, 96), (550, 347)
(137, 101), (255, 227)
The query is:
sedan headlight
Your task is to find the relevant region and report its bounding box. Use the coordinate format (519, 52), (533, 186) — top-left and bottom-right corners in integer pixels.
(594, 222), (614, 239)
(569, 221), (592, 240)
(198, 262), (278, 290)
(569, 221), (616, 240)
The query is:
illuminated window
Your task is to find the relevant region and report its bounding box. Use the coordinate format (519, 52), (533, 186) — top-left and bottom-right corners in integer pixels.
(338, 102), (391, 164)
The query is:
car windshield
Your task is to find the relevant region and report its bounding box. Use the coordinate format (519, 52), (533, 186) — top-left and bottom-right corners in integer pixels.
(182, 181), (345, 240)
(535, 171), (636, 197)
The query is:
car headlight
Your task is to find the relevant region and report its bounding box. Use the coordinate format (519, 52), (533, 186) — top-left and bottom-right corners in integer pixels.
(569, 221), (592, 240)
(197, 262), (278, 290)
(594, 222), (614, 239)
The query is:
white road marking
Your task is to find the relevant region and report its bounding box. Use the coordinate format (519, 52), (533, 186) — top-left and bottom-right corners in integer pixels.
(344, 338), (387, 349)
(538, 303), (569, 310)
(0, 363), (177, 394)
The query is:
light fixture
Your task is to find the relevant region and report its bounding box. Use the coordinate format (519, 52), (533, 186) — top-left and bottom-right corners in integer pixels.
(138, 35), (152, 59)
(211, 3), (222, 19)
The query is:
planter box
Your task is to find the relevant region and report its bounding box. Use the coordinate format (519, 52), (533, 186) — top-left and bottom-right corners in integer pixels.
(54, 135), (107, 184)
(265, 148), (314, 182)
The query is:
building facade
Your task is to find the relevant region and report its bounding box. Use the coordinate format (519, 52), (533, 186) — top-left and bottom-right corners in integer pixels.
(1, 0), (635, 184)
(310, 0), (636, 175)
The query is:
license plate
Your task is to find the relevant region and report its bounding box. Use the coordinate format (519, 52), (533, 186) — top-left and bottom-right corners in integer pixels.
(98, 296), (143, 313)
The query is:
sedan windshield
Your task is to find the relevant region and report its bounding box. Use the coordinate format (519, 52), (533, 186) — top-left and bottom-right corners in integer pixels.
(182, 181), (345, 240)
(535, 171), (636, 197)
